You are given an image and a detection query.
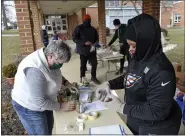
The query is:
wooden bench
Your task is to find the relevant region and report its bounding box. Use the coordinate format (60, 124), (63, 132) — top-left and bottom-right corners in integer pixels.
(173, 63), (185, 93)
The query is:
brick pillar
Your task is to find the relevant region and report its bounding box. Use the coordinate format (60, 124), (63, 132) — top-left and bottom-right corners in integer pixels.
(15, 0), (35, 55)
(98, 0), (106, 45)
(142, 0), (160, 20)
(29, 0), (42, 49)
(15, 0), (43, 56)
(67, 13), (78, 39)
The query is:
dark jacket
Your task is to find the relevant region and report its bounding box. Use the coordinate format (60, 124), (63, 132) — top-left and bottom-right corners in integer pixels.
(108, 14), (182, 135)
(42, 30), (49, 47)
(72, 22), (99, 56)
(108, 24), (127, 46)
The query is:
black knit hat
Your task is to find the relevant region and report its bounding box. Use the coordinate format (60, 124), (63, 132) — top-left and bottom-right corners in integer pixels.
(113, 19), (121, 26)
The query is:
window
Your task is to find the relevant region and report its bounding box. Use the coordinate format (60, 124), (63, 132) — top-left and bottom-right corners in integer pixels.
(45, 15), (68, 34)
(47, 26), (52, 31)
(62, 20), (66, 24)
(57, 26), (61, 31)
(63, 26), (67, 30)
(174, 14), (181, 23)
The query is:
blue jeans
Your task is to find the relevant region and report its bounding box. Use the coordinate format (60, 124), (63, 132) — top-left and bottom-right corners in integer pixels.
(12, 100), (54, 135)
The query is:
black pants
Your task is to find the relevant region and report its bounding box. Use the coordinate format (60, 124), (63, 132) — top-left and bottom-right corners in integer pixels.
(80, 54), (97, 78)
(119, 44), (129, 73)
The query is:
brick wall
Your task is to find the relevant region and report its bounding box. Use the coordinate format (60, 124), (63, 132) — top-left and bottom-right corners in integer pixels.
(142, 0), (160, 20)
(97, 0), (106, 45)
(15, 0), (43, 55)
(15, 0), (35, 56)
(86, 7), (98, 28)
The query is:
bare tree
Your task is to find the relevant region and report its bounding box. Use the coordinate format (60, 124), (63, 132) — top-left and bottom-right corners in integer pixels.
(2, 1), (8, 30)
(130, 0), (140, 15)
(121, 0), (142, 15)
(1, 1), (15, 30)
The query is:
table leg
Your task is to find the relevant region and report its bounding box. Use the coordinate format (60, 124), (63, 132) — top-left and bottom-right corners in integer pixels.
(105, 60), (111, 80)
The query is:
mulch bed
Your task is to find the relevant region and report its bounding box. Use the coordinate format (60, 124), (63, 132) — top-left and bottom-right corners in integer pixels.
(1, 77), (26, 135)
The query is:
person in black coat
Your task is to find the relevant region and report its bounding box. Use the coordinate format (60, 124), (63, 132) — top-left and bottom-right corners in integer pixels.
(72, 14), (100, 85)
(41, 25), (49, 47)
(96, 13), (182, 135)
(107, 19), (129, 75)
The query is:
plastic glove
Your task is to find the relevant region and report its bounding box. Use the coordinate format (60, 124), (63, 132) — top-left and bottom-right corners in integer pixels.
(90, 45), (95, 52)
(106, 94), (125, 114)
(95, 82), (111, 102)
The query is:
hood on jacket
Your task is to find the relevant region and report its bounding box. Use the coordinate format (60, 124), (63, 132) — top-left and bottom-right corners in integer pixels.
(125, 13), (162, 61)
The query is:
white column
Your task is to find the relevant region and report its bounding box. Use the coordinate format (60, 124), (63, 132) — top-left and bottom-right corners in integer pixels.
(159, 2), (162, 25)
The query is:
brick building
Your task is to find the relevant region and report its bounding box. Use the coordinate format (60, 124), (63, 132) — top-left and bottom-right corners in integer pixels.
(160, 1), (184, 28)
(172, 1), (184, 27)
(14, 0), (161, 56)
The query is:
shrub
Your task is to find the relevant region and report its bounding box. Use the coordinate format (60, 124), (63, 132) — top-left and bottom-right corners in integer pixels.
(2, 63), (17, 78)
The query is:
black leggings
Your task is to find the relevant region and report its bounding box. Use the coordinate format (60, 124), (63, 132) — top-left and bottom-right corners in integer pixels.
(80, 54), (97, 78)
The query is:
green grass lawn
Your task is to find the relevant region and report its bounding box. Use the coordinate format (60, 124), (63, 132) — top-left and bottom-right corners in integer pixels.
(2, 29), (19, 35)
(165, 28), (185, 71)
(2, 36), (20, 67)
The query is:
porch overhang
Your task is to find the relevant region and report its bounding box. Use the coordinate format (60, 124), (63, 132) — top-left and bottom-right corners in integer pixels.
(38, 0), (96, 15)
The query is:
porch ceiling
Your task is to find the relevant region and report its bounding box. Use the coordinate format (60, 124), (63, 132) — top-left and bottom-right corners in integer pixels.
(38, 0), (96, 15)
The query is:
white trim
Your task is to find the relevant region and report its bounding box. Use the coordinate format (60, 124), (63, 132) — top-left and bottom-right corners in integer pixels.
(88, 6), (97, 8)
(173, 1), (183, 4)
(105, 7), (142, 10)
(88, 6), (142, 10)
(160, 3), (162, 25)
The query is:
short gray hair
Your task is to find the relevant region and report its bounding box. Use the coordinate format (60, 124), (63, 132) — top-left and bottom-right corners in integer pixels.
(44, 40), (71, 62)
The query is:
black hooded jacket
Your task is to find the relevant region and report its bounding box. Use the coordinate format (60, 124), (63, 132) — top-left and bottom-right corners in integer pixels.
(72, 21), (99, 56)
(108, 14), (182, 134)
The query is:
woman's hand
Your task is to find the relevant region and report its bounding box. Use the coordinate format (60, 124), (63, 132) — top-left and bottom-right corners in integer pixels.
(61, 101), (76, 112)
(96, 82), (111, 102)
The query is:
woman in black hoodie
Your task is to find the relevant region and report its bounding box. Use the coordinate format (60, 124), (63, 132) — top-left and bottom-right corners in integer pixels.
(96, 14), (182, 135)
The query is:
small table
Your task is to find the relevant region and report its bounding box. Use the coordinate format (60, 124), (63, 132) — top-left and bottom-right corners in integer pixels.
(54, 89), (132, 135)
(101, 54), (124, 80)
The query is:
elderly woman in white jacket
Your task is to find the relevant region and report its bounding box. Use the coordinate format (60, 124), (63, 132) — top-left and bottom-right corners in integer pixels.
(11, 40), (77, 135)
